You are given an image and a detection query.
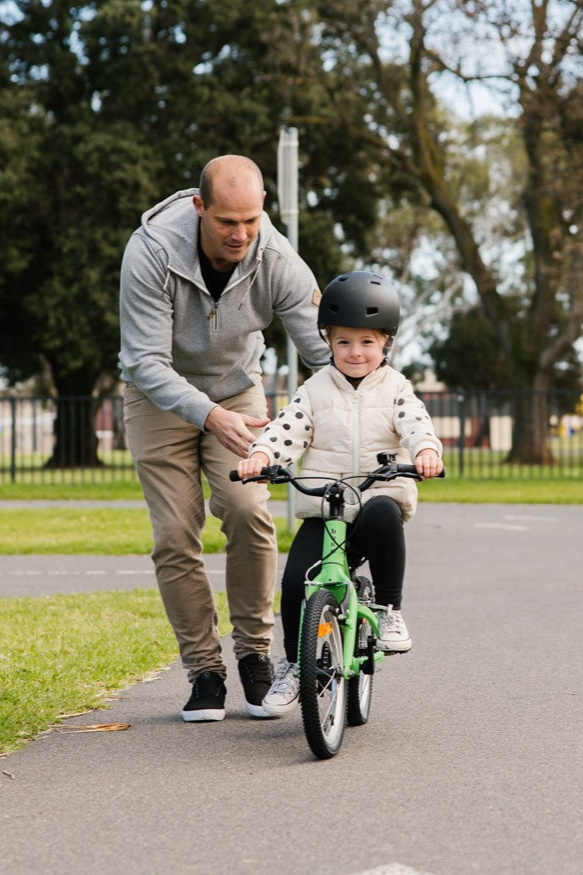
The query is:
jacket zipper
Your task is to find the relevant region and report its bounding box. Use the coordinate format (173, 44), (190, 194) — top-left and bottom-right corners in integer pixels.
(207, 301), (219, 330)
(351, 392), (361, 475)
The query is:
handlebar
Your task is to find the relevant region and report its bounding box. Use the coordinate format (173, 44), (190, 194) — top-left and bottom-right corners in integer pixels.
(229, 453), (445, 498)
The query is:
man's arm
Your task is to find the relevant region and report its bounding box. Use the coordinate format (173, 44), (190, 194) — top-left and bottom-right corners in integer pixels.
(119, 231), (216, 428)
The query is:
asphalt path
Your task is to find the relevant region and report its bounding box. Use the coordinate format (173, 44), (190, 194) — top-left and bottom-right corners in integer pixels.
(1, 503), (582, 875)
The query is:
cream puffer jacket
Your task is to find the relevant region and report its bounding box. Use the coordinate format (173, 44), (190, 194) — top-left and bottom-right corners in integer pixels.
(250, 363), (442, 522)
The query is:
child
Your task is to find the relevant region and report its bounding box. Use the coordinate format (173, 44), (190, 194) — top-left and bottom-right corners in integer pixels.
(237, 271), (443, 716)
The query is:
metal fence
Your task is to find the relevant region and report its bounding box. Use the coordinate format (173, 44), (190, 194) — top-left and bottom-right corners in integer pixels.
(0, 389), (582, 484)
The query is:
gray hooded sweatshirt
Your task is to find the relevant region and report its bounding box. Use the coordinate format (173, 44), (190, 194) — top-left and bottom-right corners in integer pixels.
(119, 189), (329, 428)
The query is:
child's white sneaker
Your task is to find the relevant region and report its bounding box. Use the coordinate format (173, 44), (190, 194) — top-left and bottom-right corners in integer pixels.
(376, 606), (412, 652)
(262, 658), (299, 716)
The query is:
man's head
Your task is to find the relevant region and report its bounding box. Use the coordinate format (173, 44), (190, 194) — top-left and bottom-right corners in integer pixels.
(193, 155), (266, 271)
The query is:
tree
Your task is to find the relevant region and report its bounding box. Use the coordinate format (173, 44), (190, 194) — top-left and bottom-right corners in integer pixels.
(0, 0), (356, 464)
(3, 1), (582, 468)
(287, 0), (583, 463)
(0, 2), (164, 463)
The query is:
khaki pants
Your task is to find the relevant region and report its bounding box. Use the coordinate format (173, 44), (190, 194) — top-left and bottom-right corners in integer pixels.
(123, 381), (277, 683)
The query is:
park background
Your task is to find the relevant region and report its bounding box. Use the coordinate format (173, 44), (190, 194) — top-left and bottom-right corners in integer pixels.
(1, 0), (583, 475)
(1, 0), (583, 755)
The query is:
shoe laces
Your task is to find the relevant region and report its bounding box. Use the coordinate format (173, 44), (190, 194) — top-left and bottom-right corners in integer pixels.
(273, 658), (298, 692)
(240, 654), (273, 685)
(194, 671), (224, 697)
(377, 606), (405, 636)
(385, 609), (406, 635)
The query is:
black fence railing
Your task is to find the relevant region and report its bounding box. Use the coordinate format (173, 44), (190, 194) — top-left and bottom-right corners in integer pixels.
(418, 388), (583, 479)
(0, 389), (582, 484)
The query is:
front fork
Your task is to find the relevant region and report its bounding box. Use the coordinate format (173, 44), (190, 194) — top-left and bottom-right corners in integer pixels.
(300, 581), (384, 680)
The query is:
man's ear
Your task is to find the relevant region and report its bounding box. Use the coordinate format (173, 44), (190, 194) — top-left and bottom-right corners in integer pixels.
(193, 194), (204, 216)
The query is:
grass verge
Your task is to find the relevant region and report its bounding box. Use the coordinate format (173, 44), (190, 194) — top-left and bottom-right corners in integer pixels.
(0, 510), (298, 554)
(0, 589), (280, 757)
(2, 475), (582, 505)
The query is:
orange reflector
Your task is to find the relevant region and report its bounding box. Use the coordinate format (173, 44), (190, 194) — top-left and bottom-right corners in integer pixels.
(318, 622), (333, 637)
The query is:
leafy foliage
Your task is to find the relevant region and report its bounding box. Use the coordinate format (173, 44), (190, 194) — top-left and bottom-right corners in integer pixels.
(1, 0), (582, 466)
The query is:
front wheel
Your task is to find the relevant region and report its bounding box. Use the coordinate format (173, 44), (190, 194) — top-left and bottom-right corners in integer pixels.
(299, 588), (347, 759)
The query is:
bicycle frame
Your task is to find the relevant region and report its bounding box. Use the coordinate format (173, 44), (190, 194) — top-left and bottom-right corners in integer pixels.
(230, 455), (435, 681)
(301, 492), (385, 681)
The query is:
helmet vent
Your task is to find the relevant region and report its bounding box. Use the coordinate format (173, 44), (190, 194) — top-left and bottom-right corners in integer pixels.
(366, 307), (380, 316)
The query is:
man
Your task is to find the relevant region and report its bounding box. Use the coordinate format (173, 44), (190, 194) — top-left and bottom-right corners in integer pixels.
(119, 155), (329, 722)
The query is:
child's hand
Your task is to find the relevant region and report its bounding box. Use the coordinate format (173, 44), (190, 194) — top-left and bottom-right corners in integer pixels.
(237, 452), (271, 480)
(414, 449), (443, 479)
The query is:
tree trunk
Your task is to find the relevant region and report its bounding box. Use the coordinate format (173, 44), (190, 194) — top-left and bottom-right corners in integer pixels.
(506, 390), (555, 466)
(45, 396), (103, 469)
(43, 367), (102, 469)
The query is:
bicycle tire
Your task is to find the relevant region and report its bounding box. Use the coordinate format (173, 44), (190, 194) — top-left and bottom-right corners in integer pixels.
(299, 588), (347, 759)
(347, 575), (374, 726)
(347, 617), (373, 726)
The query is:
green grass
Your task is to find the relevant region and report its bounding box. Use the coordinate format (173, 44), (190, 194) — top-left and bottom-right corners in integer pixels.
(2, 473), (582, 504)
(0, 508), (156, 554)
(414, 477), (583, 505)
(0, 478), (289, 502)
(0, 588), (280, 757)
(0, 509), (298, 554)
(0, 589), (178, 755)
(0, 480), (146, 501)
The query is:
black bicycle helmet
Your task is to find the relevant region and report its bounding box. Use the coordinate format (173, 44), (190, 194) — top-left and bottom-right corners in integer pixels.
(318, 271), (400, 336)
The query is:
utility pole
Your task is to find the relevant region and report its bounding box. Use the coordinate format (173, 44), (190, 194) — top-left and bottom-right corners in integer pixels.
(277, 127), (299, 527)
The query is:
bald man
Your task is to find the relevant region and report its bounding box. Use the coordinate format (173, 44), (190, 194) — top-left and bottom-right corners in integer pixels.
(120, 156), (329, 722)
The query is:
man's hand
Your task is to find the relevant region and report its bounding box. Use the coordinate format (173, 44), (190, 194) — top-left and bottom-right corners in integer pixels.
(205, 406), (269, 458)
(414, 449), (444, 479)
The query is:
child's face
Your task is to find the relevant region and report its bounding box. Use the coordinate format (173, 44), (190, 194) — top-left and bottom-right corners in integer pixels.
(327, 326), (388, 379)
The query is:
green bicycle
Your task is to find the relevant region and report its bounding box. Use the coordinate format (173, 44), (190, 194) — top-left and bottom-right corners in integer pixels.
(231, 453), (443, 759)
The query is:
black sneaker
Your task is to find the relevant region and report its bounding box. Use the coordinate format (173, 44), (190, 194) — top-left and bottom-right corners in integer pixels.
(181, 671), (226, 722)
(238, 653), (275, 718)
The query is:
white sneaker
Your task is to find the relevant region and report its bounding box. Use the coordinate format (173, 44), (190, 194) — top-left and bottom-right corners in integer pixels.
(262, 658), (299, 716)
(376, 606), (412, 652)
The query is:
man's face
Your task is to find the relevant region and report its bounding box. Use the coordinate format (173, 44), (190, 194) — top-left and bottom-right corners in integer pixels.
(194, 178), (265, 271)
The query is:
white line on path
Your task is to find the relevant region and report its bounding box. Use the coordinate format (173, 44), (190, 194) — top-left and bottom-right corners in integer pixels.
(504, 513), (558, 522)
(474, 522), (528, 531)
(351, 864), (436, 875)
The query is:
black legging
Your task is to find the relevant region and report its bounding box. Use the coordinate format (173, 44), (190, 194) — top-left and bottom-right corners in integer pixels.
(280, 495), (405, 662)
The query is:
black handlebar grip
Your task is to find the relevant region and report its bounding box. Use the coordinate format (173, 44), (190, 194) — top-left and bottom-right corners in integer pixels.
(229, 467), (273, 482)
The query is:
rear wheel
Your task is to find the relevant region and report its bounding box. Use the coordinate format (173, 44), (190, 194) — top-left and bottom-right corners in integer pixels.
(347, 617), (374, 726)
(347, 575), (374, 726)
(299, 589), (347, 759)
